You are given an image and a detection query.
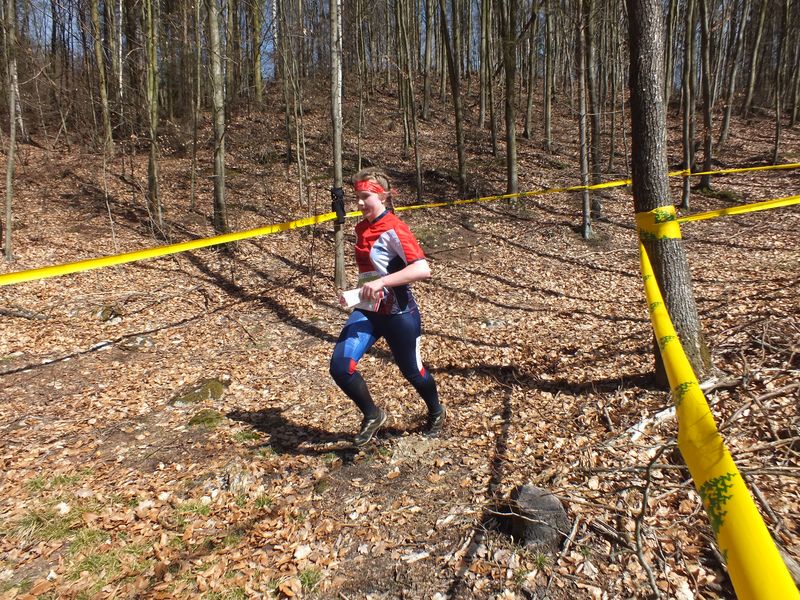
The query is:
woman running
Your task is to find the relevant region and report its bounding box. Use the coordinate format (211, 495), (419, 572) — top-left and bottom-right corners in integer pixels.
(329, 168), (446, 446)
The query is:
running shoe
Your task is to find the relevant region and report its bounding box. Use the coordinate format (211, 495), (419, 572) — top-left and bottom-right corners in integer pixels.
(354, 408), (387, 446)
(426, 405), (447, 436)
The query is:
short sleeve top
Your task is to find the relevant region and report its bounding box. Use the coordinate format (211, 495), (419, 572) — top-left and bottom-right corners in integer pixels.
(354, 210), (426, 314)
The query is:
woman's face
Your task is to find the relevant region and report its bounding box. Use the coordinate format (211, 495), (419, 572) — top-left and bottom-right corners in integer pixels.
(356, 189), (386, 222)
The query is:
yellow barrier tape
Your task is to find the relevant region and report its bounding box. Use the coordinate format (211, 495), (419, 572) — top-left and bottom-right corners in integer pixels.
(1, 161), (799, 288)
(686, 161), (800, 177)
(640, 246), (799, 600)
(677, 194), (800, 223)
(634, 205), (682, 240)
(0, 210), (363, 287)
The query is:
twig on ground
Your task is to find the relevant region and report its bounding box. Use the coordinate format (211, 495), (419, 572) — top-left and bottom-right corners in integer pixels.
(587, 518), (632, 550)
(0, 306), (47, 320)
(544, 516), (582, 596)
(635, 444), (670, 599)
(747, 479), (786, 533)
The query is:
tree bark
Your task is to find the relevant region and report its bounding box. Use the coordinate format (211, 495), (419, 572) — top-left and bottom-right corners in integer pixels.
(4, 0), (17, 260)
(208, 0), (228, 233)
(90, 0), (113, 154)
(439, 0), (467, 195)
(583, 0), (601, 213)
(331, 0), (345, 289)
(717, 0), (748, 148)
(497, 0), (518, 194)
(252, 0), (263, 105)
(663, 0), (676, 108)
(144, 0), (164, 236)
(698, 0), (713, 189)
(399, 0), (423, 200)
(422, 0), (432, 119)
(627, 0), (713, 386)
(577, 0), (592, 240)
(772, 0), (788, 164)
(680, 0), (695, 210)
(543, 0), (553, 152)
(741, 0), (766, 117)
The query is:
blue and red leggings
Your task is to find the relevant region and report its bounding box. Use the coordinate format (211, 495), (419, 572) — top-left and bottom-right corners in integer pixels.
(329, 309), (440, 418)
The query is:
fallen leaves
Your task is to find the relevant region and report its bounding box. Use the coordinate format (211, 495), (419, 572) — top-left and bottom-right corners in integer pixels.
(0, 117), (798, 600)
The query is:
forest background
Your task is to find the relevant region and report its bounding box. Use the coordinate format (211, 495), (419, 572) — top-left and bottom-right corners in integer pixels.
(0, 0), (799, 598)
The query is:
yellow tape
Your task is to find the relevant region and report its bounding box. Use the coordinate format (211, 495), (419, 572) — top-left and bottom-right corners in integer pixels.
(686, 161), (800, 177)
(0, 210), (356, 287)
(1, 162), (798, 287)
(677, 194), (800, 223)
(634, 205), (682, 240)
(640, 246), (799, 600)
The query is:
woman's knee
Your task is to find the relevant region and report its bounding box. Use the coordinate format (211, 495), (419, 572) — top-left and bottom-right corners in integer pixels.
(330, 356), (355, 385)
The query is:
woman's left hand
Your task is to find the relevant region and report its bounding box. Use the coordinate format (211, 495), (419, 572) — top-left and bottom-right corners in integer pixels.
(360, 279), (385, 302)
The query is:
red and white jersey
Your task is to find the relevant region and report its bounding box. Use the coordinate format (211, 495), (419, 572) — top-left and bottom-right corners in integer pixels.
(354, 210), (426, 314)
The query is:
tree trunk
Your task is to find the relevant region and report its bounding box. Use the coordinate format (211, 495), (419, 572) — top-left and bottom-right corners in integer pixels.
(4, 0), (17, 260)
(607, 6), (619, 172)
(331, 0), (345, 289)
(789, 26), (800, 127)
(439, 0), (467, 194)
(543, 0), (553, 152)
(190, 0), (201, 211)
(664, 0), (676, 108)
(144, 0), (164, 237)
(680, 0), (695, 209)
(698, 0), (713, 189)
(207, 0), (228, 233)
(399, 0), (423, 200)
(787, 27), (800, 128)
(497, 0), (517, 194)
(584, 0), (602, 218)
(717, 0), (748, 148)
(422, 0), (432, 119)
(522, 3), (537, 140)
(90, 0), (113, 154)
(772, 0), (788, 164)
(627, 0), (713, 386)
(741, 0), (766, 117)
(577, 0), (592, 240)
(252, 0), (262, 105)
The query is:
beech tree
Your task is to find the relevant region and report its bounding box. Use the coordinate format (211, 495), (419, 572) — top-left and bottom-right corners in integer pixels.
(627, 0), (713, 384)
(208, 0), (228, 234)
(3, 0), (17, 260)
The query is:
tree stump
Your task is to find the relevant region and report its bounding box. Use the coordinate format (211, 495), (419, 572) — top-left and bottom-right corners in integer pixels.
(509, 484), (570, 553)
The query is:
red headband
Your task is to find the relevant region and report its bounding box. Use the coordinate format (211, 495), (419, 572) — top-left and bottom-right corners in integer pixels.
(354, 180), (386, 195)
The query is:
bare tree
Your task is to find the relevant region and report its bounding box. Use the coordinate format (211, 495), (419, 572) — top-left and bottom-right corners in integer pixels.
(698, 0), (714, 190)
(543, 0), (553, 152)
(90, 0), (113, 153)
(717, 0), (748, 148)
(331, 0), (345, 289)
(496, 0), (518, 193)
(144, 0), (165, 236)
(741, 0), (766, 116)
(208, 0), (228, 233)
(680, 0), (695, 209)
(577, 0), (592, 240)
(772, 0), (789, 164)
(439, 0), (467, 194)
(3, 0), (18, 259)
(627, 0), (713, 384)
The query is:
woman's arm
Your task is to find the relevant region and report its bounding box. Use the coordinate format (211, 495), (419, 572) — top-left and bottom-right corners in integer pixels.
(359, 259), (431, 301)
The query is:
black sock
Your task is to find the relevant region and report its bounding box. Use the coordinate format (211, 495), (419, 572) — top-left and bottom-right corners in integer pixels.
(341, 372), (380, 419)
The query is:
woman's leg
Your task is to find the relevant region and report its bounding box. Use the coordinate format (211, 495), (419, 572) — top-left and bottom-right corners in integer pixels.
(329, 310), (381, 418)
(383, 310), (442, 415)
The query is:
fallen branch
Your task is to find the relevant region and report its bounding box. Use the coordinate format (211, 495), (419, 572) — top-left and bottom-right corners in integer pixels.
(0, 306), (47, 320)
(635, 444), (670, 599)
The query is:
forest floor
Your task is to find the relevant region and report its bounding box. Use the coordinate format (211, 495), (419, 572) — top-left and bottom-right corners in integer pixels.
(0, 85), (799, 599)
